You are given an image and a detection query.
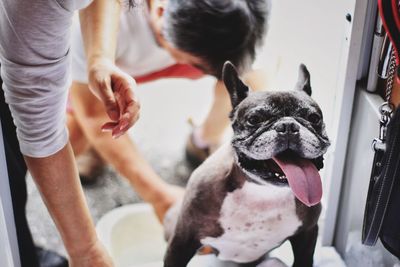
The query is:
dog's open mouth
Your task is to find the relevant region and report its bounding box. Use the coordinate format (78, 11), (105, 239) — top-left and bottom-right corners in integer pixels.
(240, 150), (323, 207)
(263, 159), (289, 183)
(267, 150), (322, 207)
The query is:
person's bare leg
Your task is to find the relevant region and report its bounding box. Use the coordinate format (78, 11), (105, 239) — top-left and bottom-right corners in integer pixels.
(199, 69), (268, 146)
(196, 80), (231, 147)
(68, 111), (105, 183)
(70, 82), (183, 221)
(67, 112), (91, 157)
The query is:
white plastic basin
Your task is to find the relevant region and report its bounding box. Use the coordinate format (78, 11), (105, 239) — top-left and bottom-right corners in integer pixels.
(96, 203), (239, 267)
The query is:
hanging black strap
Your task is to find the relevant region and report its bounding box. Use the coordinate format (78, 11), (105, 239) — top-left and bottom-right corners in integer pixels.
(362, 0), (400, 258)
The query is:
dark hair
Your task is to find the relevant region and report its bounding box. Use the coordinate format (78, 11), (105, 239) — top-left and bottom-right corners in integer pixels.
(127, 0), (141, 8)
(163, 0), (270, 78)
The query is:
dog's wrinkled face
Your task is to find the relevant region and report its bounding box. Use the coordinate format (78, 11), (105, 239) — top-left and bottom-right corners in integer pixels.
(223, 62), (330, 161)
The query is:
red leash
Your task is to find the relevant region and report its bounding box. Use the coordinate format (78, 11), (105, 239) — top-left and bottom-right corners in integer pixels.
(378, 0), (400, 80)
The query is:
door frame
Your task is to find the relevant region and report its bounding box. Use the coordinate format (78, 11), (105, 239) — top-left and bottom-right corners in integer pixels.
(0, 121), (21, 267)
(322, 0), (376, 246)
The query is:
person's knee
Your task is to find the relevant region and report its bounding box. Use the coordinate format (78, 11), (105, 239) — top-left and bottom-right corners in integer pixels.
(82, 113), (108, 139)
(67, 113), (83, 140)
(70, 82), (109, 136)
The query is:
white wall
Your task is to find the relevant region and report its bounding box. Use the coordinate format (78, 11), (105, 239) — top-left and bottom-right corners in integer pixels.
(255, 0), (348, 136)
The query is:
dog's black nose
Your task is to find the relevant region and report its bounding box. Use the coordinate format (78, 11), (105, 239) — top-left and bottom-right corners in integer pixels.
(290, 123), (300, 133)
(275, 122), (300, 134)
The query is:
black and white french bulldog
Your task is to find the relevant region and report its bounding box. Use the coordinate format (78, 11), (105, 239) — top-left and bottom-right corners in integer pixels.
(163, 62), (330, 267)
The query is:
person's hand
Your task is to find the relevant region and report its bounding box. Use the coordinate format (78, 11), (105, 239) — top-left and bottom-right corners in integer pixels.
(69, 240), (114, 267)
(88, 57), (140, 139)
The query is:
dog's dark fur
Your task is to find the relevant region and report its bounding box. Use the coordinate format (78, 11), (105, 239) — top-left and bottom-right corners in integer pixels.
(163, 62), (330, 267)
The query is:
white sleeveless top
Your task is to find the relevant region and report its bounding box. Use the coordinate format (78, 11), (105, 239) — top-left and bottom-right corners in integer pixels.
(71, 3), (176, 83)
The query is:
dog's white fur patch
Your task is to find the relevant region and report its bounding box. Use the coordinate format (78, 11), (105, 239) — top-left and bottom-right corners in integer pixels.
(200, 181), (301, 263)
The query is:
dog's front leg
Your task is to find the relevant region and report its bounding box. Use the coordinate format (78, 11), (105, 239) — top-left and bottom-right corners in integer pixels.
(289, 225), (318, 267)
(164, 234), (200, 267)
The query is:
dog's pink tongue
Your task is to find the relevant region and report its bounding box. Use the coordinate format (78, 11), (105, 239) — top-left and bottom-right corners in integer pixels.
(272, 156), (322, 207)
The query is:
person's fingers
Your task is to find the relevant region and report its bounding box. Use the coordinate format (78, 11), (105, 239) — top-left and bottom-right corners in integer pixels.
(121, 87), (140, 123)
(100, 88), (140, 138)
(89, 66), (140, 138)
(119, 111), (140, 134)
(114, 90), (126, 118)
(117, 93), (140, 132)
(101, 122), (119, 132)
(101, 101), (140, 139)
(95, 76), (120, 121)
(110, 110), (140, 139)
(111, 72), (140, 130)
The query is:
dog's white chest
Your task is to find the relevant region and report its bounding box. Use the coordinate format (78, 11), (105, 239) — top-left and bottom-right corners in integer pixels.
(201, 181), (302, 263)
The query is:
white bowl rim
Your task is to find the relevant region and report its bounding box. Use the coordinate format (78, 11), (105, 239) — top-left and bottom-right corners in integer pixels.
(96, 203), (157, 253)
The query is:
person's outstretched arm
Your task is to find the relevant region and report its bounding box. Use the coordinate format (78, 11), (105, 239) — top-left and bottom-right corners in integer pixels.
(80, 0), (140, 139)
(25, 145), (113, 267)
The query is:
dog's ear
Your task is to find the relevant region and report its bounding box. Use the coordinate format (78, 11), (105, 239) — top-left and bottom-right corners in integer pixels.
(223, 61), (249, 108)
(295, 64), (312, 96)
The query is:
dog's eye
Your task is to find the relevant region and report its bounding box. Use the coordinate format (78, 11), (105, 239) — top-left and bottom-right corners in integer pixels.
(247, 114), (264, 126)
(308, 113), (321, 124)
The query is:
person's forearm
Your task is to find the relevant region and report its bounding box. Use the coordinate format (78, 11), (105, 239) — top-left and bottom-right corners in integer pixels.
(79, 0), (121, 65)
(79, 0), (140, 135)
(25, 144), (98, 257)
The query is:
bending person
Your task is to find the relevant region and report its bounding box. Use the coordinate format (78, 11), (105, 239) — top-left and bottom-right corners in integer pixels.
(67, 0), (270, 221)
